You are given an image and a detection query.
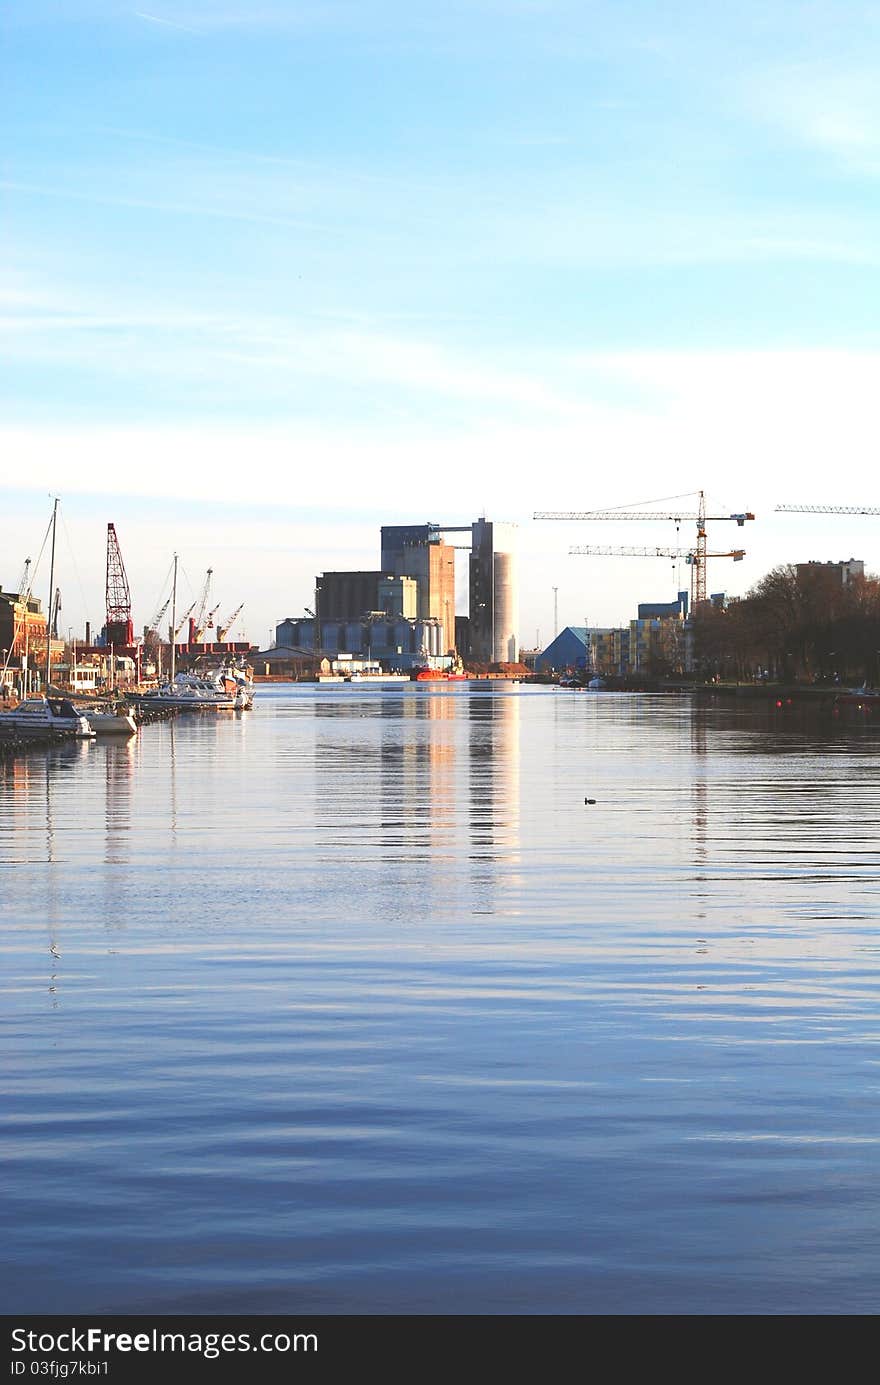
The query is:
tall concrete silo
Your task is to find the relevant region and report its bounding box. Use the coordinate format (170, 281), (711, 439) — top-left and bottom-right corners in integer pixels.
(469, 518), (518, 665)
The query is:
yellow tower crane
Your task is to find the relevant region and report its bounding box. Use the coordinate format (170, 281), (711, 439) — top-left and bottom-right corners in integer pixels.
(568, 545), (745, 608)
(535, 491), (754, 604)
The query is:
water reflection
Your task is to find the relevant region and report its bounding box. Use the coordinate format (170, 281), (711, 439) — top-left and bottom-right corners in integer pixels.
(468, 689), (520, 896)
(7, 687), (880, 1315)
(103, 736), (136, 866)
(307, 688), (522, 916)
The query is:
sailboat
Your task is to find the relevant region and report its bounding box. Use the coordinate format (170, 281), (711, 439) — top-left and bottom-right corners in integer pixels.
(0, 499), (95, 739)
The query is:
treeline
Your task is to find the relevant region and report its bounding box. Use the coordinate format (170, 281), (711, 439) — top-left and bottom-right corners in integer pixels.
(692, 565), (880, 684)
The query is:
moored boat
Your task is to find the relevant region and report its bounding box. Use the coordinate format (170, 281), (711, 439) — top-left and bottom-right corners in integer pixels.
(0, 696), (95, 738)
(136, 675), (236, 710)
(79, 704), (138, 735)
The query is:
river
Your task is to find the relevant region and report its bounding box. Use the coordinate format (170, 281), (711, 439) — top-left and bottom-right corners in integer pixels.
(2, 683), (879, 1314)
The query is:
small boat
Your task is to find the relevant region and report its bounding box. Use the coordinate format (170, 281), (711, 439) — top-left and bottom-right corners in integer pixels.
(137, 675), (237, 710)
(410, 653), (469, 681)
(0, 695), (95, 738)
(80, 704), (138, 735)
(834, 685), (880, 715)
(346, 668), (411, 683)
(188, 660), (255, 708)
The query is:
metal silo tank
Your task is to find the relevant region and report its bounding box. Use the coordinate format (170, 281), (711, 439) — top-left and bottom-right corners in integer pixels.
(493, 549), (518, 663)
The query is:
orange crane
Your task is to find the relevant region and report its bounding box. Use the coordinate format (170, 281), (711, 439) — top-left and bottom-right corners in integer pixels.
(172, 601), (197, 641)
(193, 568), (213, 635)
(535, 491), (755, 603)
(217, 603), (244, 642)
(195, 601), (222, 643)
(569, 544), (745, 606)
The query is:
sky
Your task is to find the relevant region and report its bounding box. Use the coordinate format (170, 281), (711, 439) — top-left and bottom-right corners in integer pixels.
(4, 0), (880, 650)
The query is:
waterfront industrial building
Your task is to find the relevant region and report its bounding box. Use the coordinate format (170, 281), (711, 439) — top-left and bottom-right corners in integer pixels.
(276, 517), (519, 671)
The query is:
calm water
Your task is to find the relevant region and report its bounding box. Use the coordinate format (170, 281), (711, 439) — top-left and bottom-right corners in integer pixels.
(3, 683), (880, 1315)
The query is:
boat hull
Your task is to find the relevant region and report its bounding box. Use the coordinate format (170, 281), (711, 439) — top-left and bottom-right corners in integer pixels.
(411, 670), (469, 681)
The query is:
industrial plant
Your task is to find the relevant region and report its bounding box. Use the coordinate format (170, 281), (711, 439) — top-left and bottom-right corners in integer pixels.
(273, 517), (519, 675)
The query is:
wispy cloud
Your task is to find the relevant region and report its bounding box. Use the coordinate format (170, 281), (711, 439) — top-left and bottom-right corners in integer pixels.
(746, 61), (880, 175)
(133, 10), (199, 34)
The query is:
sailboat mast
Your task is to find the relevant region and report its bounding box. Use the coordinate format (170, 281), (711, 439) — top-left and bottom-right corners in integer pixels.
(45, 498), (59, 691)
(170, 553), (178, 682)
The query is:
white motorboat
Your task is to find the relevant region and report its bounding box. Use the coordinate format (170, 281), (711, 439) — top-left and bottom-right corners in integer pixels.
(79, 704), (138, 735)
(138, 675), (236, 710)
(0, 696), (95, 738)
(189, 660), (255, 708)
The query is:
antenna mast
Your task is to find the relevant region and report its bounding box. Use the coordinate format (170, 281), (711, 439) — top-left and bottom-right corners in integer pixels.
(45, 498), (59, 691)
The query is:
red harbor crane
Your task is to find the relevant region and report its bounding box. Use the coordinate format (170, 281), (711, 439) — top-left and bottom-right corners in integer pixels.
(104, 522), (134, 645)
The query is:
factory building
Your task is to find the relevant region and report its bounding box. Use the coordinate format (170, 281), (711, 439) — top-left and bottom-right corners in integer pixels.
(469, 518), (518, 665)
(279, 516), (518, 670)
(274, 613), (444, 669)
(381, 524), (456, 654)
(315, 570), (381, 621)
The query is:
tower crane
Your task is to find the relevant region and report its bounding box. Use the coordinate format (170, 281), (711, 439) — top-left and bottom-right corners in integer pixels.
(776, 504), (880, 514)
(217, 603), (244, 642)
(569, 545), (745, 605)
(535, 491), (755, 603)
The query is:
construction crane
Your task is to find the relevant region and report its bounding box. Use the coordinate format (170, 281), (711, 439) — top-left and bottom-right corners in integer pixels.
(149, 594), (172, 635)
(535, 491), (755, 604)
(104, 522), (134, 645)
(195, 601), (222, 643)
(172, 601), (197, 640)
(569, 545), (746, 605)
(217, 603), (244, 642)
(17, 556), (32, 600)
(193, 569), (213, 637)
(776, 504), (880, 514)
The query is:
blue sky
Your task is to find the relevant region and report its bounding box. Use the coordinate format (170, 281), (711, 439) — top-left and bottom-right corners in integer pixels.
(4, 1), (880, 646)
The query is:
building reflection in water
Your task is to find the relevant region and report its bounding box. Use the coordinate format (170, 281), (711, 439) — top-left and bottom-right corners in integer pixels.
(310, 687), (521, 917)
(0, 738), (92, 1007)
(104, 735), (137, 866)
(467, 688), (521, 910)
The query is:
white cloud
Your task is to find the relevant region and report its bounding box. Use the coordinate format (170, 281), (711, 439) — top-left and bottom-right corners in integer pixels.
(747, 62), (880, 174)
(4, 346), (880, 641)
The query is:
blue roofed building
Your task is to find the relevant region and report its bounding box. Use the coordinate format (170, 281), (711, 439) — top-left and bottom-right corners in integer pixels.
(535, 626), (590, 673)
